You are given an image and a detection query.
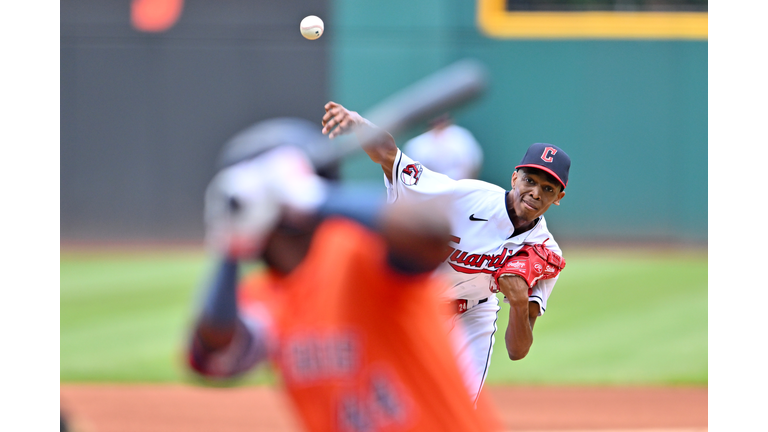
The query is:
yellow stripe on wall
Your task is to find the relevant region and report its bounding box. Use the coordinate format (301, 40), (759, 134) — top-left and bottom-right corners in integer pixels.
(477, 0), (708, 40)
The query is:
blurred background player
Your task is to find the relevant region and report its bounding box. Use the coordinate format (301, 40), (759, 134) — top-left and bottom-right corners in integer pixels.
(402, 113), (484, 180)
(185, 118), (501, 432)
(322, 101), (569, 405)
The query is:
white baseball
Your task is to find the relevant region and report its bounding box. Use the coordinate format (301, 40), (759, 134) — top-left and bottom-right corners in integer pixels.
(300, 15), (324, 40)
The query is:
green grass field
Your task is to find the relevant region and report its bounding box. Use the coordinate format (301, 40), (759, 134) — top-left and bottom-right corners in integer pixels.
(60, 248), (707, 386)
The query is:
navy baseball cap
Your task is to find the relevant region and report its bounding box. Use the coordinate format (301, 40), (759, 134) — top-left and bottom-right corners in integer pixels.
(515, 143), (570, 189)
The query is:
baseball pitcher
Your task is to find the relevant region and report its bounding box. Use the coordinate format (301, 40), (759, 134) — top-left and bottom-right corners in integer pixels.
(322, 102), (570, 403)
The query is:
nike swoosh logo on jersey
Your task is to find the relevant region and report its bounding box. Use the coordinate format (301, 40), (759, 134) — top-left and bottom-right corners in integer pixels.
(469, 214), (488, 221)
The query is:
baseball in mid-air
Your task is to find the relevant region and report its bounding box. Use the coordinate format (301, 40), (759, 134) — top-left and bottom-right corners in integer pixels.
(300, 15), (324, 40)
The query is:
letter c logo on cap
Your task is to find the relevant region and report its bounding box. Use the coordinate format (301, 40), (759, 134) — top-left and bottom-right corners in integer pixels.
(541, 147), (557, 163)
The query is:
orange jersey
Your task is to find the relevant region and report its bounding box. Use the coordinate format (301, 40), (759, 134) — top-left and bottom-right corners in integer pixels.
(239, 217), (500, 432)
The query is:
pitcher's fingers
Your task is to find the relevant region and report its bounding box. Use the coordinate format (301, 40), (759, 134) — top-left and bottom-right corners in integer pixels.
(324, 101), (339, 111)
(322, 107), (346, 134)
(322, 116), (338, 134)
(321, 103), (339, 127)
(321, 112), (337, 133)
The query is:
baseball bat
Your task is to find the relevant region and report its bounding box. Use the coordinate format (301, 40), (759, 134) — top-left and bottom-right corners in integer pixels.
(309, 58), (488, 169)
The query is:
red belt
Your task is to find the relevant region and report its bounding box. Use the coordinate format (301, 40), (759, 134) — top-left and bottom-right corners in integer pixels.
(451, 297), (489, 315)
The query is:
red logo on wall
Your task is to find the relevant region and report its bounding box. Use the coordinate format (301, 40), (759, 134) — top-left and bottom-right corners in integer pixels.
(132, 0), (184, 33)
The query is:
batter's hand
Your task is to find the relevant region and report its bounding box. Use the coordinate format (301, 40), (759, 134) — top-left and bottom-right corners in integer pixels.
(380, 195), (453, 274)
(322, 101), (368, 139)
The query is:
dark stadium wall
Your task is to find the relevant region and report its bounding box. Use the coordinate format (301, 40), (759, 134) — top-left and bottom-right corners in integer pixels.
(60, 0), (330, 241)
(61, 0), (706, 244)
(332, 0), (707, 244)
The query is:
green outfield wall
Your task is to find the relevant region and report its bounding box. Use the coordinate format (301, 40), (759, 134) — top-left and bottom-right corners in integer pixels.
(331, 0), (707, 243)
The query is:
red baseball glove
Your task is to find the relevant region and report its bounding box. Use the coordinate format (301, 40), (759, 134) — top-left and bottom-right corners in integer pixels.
(490, 242), (566, 293)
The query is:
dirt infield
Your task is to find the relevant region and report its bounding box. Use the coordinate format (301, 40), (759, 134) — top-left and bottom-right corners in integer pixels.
(60, 384), (707, 432)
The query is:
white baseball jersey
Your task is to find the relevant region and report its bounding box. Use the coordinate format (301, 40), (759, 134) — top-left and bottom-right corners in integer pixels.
(402, 124), (483, 180)
(385, 149), (561, 316)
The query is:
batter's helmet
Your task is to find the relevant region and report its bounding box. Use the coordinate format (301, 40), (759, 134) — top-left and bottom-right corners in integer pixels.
(216, 117), (341, 181)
